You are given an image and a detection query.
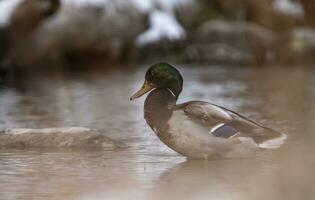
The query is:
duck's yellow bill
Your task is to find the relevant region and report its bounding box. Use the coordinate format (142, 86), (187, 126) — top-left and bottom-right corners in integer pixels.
(130, 80), (154, 101)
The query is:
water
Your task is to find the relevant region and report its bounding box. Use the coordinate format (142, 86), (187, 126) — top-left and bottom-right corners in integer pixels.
(0, 65), (314, 200)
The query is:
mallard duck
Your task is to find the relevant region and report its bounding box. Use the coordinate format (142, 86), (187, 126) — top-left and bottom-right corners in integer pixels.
(130, 63), (287, 159)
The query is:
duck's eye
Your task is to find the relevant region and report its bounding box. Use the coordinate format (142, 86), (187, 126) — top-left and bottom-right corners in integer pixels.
(146, 71), (155, 81)
(150, 71), (156, 76)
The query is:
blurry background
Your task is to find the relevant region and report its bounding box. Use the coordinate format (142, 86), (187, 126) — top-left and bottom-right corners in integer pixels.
(0, 1), (315, 200)
(0, 0), (314, 74)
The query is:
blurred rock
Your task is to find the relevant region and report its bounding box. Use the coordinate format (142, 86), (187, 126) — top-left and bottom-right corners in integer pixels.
(300, 0), (315, 26)
(9, 0), (60, 35)
(0, 27), (8, 65)
(0, 127), (123, 150)
(187, 20), (277, 64)
(53, 4), (147, 66)
(6, 0), (147, 70)
(7, 0), (62, 69)
(276, 27), (315, 63)
(175, 0), (201, 29)
(216, 0), (302, 31)
(185, 43), (254, 64)
(133, 39), (187, 63)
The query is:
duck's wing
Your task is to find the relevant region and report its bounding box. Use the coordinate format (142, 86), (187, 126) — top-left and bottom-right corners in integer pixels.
(179, 101), (286, 149)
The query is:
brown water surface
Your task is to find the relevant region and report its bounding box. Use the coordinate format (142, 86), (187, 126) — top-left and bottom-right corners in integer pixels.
(0, 65), (314, 200)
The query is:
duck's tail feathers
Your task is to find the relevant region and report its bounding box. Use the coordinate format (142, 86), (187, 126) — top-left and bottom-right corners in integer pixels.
(258, 133), (287, 149)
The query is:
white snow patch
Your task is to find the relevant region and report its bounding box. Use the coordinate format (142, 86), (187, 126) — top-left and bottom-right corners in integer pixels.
(132, 0), (192, 46)
(62, 0), (191, 12)
(0, 0), (23, 26)
(62, 0), (107, 6)
(273, 0), (304, 18)
(136, 10), (186, 46)
(132, 0), (191, 12)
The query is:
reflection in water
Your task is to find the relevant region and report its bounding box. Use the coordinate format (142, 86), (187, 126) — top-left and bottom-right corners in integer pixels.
(150, 149), (315, 200)
(0, 65), (314, 200)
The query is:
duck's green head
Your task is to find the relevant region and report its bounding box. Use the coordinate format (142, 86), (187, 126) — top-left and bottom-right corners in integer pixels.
(130, 63), (183, 100)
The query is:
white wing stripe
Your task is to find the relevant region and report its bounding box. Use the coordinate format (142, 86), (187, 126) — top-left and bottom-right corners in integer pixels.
(210, 123), (225, 134)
